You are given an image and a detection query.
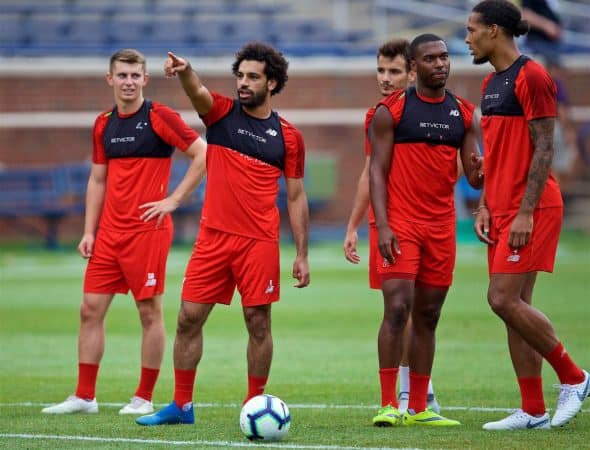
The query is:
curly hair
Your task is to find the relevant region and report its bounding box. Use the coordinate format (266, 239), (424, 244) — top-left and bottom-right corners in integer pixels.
(472, 0), (529, 37)
(232, 42), (289, 96)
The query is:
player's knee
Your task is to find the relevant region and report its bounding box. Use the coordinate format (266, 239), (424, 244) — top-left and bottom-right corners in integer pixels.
(79, 299), (102, 323)
(244, 310), (271, 342)
(487, 287), (511, 317)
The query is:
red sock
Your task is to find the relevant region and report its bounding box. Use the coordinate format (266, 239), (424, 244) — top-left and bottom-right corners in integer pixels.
(244, 375), (268, 404)
(378, 368), (399, 407)
(173, 368), (196, 407)
(544, 342), (585, 385)
(75, 363), (99, 400)
(408, 372), (430, 413)
(134, 367), (160, 401)
(518, 377), (546, 416)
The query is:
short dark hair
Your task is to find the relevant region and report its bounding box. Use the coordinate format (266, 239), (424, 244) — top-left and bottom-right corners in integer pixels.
(410, 34), (445, 59)
(109, 48), (146, 73)
(232, 42), (289, 96)
(377, 39), (411, 72)
(472, 0), (529, 37)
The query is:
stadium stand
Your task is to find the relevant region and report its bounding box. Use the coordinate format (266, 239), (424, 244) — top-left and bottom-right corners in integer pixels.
(0, 163), (88, 248)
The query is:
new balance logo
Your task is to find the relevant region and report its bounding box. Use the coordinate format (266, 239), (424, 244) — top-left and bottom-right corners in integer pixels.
(507, 250), (520, 262)
(145, 272), (157, 287)
(265, 128), (278, 137)
(449, 109), (460, 117)
(265, 280), (275, 294)
(136, 121), (148, 129)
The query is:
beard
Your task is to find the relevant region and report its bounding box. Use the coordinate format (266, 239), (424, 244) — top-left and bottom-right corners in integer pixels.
(473, 55), (489, 65)
(238, 88), (267, 108)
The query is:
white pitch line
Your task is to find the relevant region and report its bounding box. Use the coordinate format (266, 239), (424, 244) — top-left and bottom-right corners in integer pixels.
(0, 401), (588, 413)
(0, 433), (423, 450)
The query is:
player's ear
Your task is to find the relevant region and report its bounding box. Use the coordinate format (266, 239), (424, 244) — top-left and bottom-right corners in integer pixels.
(267, 78), (277, 92)
(106, 71), (113, 86)
(143, 72), (150, 86)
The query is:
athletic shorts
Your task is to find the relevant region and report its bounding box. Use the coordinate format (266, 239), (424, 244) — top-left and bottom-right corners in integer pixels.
(84, 227), (173, 301)
(488, 207), (562, 274)
(368, 223), (381, 290)
(182, 226), (280, 306)
(376, 219), (456, 289)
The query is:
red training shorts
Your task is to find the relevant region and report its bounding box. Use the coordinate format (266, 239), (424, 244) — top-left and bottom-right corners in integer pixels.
(368, 223), (381, 290)
(376, 219), (456, 288)
(487, 207), (562, 274)
(182, 226), (280, 306)
(84, 227), (173, 301)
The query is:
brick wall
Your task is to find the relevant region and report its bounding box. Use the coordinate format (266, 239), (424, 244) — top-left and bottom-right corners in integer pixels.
(2, 67), (589, 242)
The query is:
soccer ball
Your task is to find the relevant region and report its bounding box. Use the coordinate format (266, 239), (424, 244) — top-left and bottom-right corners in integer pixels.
(239, 394), (291, 441)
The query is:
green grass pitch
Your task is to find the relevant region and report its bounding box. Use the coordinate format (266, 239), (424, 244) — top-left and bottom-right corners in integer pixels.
(0, 233), (589, 449)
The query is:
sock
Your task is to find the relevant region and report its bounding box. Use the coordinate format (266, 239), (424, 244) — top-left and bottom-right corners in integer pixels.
(398, 365), (410, 395)
(518, 376), (546, 416)
(245, 375), (268, 404)
(134, 367), (160, 401)
(173, 368), (196, 408)
(408, 372), (430, 413)
(75, 362), (99, 400)
(427, 377), (434, 396)
(543, 342), (585, 385)
(379, 368), (399, 407)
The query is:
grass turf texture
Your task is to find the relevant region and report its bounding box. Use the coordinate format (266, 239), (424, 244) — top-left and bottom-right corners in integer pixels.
(1, 232), (589, 449)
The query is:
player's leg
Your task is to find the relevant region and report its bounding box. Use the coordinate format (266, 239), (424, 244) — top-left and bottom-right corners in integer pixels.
(483, 272), (550, 430)
(118, 295), (165, 414)
(120, 228), (171, 414)
(41, 292), (114, 414)
(137, 227), (234, 426)
(373, 277), (413, 426)
(372, 219), (419, 426)
(407, 284), (447, 413)
(243, 304), (273, 403)
(402, 222), (458, 426)
(485, 208), (587, 428)
(233, 236), (280, 404)
(397, 320), (411, 412)
(43, 230), (124, 415)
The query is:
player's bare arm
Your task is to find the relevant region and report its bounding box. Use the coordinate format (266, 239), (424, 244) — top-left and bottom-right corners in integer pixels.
(286, 177), (310, 288)
(344, 155), (370, 264)
(139, 137), (207, 227)
(509, 117), (555, 248)
(473, 186), (493, 245)
(459, 112), (484, 189)
(369, 105), (399, 263)
(79, 163), (107, 258)
(165, 52), (214, 116)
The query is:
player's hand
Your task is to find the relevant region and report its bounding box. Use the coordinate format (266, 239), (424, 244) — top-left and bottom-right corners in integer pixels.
(508, 211), (533, 248)
(343, 230), (360, 264)
(139, 197), (180, 228)
(473, 206), (493, 245)
(472, 153), (484, 179)
(292, 255), (310, 288)
(165, 52), (190, 78)
(78, 233), (95, 259)
(376, 224), (400, 264)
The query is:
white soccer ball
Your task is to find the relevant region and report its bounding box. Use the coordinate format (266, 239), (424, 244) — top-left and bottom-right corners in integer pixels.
(239, 394), (291, 441)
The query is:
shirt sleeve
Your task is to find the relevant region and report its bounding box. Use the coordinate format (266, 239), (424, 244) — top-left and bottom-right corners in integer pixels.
(150, 102), (199, 152)
(455, 95), (475, 130)
(516, 62), (557, 121)
(364, 107), (374, 156)
(92, 112), (109, 164)
(282, 123), (305, 179)
(200, 92), (234, 127)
